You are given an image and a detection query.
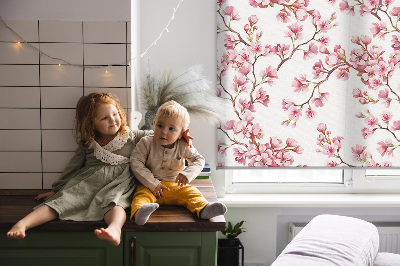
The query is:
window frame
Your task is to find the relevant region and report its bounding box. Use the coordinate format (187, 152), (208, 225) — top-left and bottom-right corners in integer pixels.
(224, 169), (400, 194)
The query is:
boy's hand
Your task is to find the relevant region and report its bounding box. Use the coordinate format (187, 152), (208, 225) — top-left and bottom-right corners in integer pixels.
(181, 129), (193, 148)
(35, 191), (55, 201)
(152, 183), (170, 198)
(175, 174), (189, 187)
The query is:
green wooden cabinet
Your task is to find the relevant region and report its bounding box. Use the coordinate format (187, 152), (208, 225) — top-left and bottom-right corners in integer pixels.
(123, 232), (217, 266)
(0, 232), (122, 266)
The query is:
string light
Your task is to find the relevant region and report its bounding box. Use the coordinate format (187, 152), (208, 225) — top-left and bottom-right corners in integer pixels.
(0, 0), (185, 68)
(140, 0), (184, 58)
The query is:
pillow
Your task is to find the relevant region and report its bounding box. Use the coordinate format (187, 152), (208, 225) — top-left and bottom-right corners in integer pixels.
(374, 253), (400, 266)
(272, 214), (379, 266)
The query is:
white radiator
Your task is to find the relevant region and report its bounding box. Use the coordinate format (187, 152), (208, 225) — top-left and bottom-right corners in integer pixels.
(289, 222), (400, 254)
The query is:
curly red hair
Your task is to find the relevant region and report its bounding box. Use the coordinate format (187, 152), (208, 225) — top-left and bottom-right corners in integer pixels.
(74, 92), (128, 149)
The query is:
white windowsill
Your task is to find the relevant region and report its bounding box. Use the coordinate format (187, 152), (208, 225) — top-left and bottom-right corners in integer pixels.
(219, 194), (400, 208)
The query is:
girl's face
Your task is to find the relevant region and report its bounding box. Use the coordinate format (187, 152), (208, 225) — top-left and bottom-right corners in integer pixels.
(93, 103), (121, 139)
(153, 116), (183, 148)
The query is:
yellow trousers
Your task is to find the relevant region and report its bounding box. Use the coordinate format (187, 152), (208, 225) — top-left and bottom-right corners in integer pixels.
(130, 181), (209, 221)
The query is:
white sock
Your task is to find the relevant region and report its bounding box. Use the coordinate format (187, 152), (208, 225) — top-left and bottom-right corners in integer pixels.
(134, 203), (159, 225)
(200, 202), (227, 219)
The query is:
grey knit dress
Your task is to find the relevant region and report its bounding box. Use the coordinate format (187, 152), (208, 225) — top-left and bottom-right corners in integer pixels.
(34, 129), (151, 221)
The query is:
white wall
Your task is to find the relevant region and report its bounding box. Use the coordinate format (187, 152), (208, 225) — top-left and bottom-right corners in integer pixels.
(0, 0), (130, 21)
(140, 1), (400, 265)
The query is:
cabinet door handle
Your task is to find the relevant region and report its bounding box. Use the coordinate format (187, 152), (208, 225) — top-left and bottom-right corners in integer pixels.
(130, 236), (136, 266)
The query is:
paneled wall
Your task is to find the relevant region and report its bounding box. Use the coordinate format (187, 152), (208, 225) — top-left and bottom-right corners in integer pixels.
(0, 20), (131, 189)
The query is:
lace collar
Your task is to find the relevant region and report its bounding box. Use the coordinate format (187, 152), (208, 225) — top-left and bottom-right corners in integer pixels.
(89, 130), (131, 165)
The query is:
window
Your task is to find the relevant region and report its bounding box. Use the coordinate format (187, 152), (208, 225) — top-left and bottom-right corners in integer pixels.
(225, 169), (400, 194)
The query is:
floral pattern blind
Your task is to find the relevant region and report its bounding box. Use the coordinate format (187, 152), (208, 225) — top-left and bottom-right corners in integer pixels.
(217, 0), (400, 167)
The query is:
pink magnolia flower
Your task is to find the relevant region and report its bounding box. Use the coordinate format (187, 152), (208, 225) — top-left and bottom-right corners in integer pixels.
(305, 108), (316, 119)
(381, 112), (392, 123)
(391, 120), (400, 131)
(378, 88), (391, 108)
(270, 136), (284, 149)
(255, 88), (270, 107)
(365, 114), (378, 128)
(234, 120), (252, 138)
(289, 107), (302, 122)
(286, 138), (298, 147)
(276, 151), (294, 166)
(252, 123), (264, 139)
(304, 43), (318, 60)
(277, 9), (291, 23)
(352, 88), (362, 98)
(249, 0), (271, 8)
(292, 74), (308, 92)
(233, 147), (247, 165)
(371, 21), (387, 39)
(293, 145), (304, 154)
(325, 54), (340, 67)
(319, 36), (330, 47)
(339, 0), (355, 15)
(224, 34), (236, 50)
(377, 139), (394, 157)
(317, 123), (327, 133)
(312, 59), (325, 79)
(282, 99), (294, 111)
(391, 35), (400, 51)
(360, 35), (372, 45)
(318, 19), (333, 33)
(217, 87), (222, 97)
(260, 66), (278, 85)
(223, 6), (240, 21)
(241, 110), (255, 122)
(217, 0), (227, 5)
(248, 15), (258, 26)
(311, 92), (330, 107)
(224, 120), (235, 130)
(273, 44), (290, 57)
(238, 63), (252, 76)
(327, 160), (339, 167)
(238, 98), (255, 112)
(238, 48), (250, 62)
(233, 74), (248, 87)
(361, 127), (375, 138)
(351, 144), (367, 161)
(294, 8), (308, 21)
(287, 23), (303, 39)
(332, 136), (344, 150)
(390, 6), (400, 17)
(251, 41), (263, 54)
(322, 143), (337, 157)
(335, 67), (349, 80)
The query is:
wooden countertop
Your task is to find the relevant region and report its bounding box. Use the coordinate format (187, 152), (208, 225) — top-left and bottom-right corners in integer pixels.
(0, 178), (225, 233)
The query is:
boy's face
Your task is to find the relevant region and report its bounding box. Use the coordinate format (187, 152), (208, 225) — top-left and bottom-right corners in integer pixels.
(153, 116), (183, 148)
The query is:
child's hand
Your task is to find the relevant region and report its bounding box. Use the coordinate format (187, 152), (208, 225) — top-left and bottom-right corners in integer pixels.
(181, 129), (193, 148)
(175, 174), (189, 187)
(35, 191), (55, 201)
(152, 183), (170, 198)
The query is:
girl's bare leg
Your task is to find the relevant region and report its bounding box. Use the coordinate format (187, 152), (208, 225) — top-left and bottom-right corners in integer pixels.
(94, 206), (126, 246)
(7, 205), (58, 239)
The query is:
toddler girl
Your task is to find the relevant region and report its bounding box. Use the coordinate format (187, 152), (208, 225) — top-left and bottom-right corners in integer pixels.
(130, 100), (227, 225)
(6, 92), (150, 246)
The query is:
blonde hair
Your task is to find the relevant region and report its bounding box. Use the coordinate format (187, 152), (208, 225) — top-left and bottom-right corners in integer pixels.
(75, 92), (128, 149)
(154, 100), (190, 131)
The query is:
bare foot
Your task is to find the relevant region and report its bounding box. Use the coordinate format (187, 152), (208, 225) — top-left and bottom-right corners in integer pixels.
(7, 222), (27, 239)
(94, 227), (121, 246)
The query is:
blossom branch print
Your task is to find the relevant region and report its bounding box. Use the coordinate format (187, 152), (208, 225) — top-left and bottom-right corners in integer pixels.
(217, 0), (400, 167)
